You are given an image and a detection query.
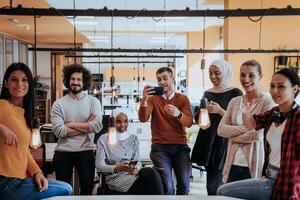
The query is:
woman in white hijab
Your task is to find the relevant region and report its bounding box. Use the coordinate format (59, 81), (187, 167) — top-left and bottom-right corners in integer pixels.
(191, 59), (243, 195)
(95, 111), (164, 195)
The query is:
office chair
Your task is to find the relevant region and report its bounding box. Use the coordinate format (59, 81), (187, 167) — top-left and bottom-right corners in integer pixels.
(30, 143), (47, 176)
(94, 114), (110, 144)
(96, 173), (126, 195)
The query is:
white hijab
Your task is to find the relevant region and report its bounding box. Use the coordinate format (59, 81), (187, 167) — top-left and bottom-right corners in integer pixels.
(116, 130), (131, 141)
(206, 59), (235, 93)
(112, 109), (131, 141)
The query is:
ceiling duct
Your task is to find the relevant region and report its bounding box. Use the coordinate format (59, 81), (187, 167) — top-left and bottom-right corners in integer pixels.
(29, 47), (300, 54)
(1, 5), (300, 17)
(65, 55), (184, 58)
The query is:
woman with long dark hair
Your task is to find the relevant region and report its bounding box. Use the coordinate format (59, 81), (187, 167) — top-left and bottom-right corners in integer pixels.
(217, 68), (300, 200)
(0, 62), (72, 199)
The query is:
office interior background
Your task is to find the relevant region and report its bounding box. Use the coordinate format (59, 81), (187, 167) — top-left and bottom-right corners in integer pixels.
(0, 0), (300, 196)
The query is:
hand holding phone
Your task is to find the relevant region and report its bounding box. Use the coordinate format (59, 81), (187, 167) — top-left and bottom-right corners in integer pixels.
(129, 160), (138, 166)
(147, 86), (164, 95)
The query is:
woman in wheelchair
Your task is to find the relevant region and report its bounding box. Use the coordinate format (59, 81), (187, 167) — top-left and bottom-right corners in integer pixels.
(95, 112), (164, 195)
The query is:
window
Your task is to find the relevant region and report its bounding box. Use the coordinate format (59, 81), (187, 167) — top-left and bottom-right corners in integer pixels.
(5, 38), (13, 67)
(13, 40), (19, 63)
(0, 34), (3, 78)
(19, 42), (28, 65)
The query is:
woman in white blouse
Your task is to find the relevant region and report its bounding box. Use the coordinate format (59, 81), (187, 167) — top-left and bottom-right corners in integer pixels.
(95, 112), (164, 194)
(217, 60), (274, 184)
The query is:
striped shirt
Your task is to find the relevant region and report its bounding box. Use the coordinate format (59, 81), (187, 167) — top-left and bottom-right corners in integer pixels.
(95, 133), (141, 192)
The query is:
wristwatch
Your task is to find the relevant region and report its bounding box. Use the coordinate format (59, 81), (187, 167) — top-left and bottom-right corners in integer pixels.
(176, 112), (183, 120)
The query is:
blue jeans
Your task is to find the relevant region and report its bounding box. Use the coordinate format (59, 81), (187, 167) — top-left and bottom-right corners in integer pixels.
(0, 176), (72, 200)
(150, 144), (191, 195)
(217, 164), (279, 200)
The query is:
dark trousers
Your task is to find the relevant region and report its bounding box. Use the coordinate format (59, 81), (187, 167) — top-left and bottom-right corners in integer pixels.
(205, 167), (223, 195)
(227, 165), (251, 183)
(150, 144), (191, 195)
(53, 150), (95, 195)
(127, 167), (164, 195)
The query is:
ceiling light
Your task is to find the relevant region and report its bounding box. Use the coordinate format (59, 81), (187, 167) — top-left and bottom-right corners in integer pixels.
(91, 39), (110, 43)
(149, 40), (168, 43)
(8, 18), (19, 24)
(156, 21), (185, 27)
(87, 35), (108, 40)
(150, 36), (170, 40)
(76, 16), (95, 19)
(70, 21), (98, 25)
(16, 24), (31, 30)
(37, 32), (46, 35)
(164, 17), (189, 20)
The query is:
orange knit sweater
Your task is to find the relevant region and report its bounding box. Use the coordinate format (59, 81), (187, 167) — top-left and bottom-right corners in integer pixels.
(0, 99), (41, 179)
(138, 93), (193, 144)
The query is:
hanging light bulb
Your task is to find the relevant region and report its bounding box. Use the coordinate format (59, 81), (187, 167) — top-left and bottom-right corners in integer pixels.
(108, 116), (118, 148)
(108, 126), (118, 148)
(135, 96), (141, 111)
(30, 116), (42, 149)
(93, 86), (98, 95)
(198, 98), (211, 130)
(142, 77), (146, 87)
(142, 63), (146, 86)
(133, 66), (137, 84)
(201, 58), (205, 70)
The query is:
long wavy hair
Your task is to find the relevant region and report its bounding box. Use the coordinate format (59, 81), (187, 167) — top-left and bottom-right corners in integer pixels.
(0, 62), (35, 128)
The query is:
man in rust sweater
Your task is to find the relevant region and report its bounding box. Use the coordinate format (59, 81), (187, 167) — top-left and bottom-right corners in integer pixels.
(138, 67), (193, 195)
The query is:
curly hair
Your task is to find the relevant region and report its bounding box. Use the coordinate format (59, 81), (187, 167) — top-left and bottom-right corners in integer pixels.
(0, 62), (35, 128)
(63, 64), (93, 91)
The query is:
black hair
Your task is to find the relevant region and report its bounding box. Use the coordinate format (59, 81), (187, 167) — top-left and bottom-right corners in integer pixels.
(275, 68), (300, 97)
(0, 62), (35, 128)
(63, 64), (93, 91)
(156, 67), (173, 77)
(241, 59), (262, 76)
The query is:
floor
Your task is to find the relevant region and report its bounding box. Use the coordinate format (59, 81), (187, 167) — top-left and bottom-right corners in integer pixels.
(49, 167), (208, 195)
(189, 168), (207, 196)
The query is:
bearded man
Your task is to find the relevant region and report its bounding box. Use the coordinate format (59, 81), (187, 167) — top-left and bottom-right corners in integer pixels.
(51, 64), (102, 195)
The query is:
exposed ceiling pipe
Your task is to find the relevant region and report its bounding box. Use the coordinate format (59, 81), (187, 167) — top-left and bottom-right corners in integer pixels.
(1, 5), (300, 17)
(28, 47), (300, 54)
(82, 61), (173, 64)
(65, 55), (184, 58)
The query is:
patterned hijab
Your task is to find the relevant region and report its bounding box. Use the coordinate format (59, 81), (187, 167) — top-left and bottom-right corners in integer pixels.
(206, 59), (234, 93)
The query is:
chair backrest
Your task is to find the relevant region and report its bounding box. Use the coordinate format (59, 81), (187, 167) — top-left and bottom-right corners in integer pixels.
(96, 173), (126, 195)
(94, 114), (110, 144)
(30, 144), (46, 175)
(40, 124), (57, 143)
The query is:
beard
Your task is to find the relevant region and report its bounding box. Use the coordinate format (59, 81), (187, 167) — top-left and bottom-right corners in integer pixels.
(69, 84), (83, 94)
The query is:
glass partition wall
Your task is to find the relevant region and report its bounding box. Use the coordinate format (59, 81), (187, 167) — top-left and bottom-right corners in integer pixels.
(0, 34), (29, 92)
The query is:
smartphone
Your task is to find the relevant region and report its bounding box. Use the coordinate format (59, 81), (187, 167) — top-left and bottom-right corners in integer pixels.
(129, 160), (138, 166)
(148, 86), (164, 95)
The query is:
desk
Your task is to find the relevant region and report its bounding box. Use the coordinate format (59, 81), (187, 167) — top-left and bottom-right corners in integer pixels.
(46, 195), (242, 200)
